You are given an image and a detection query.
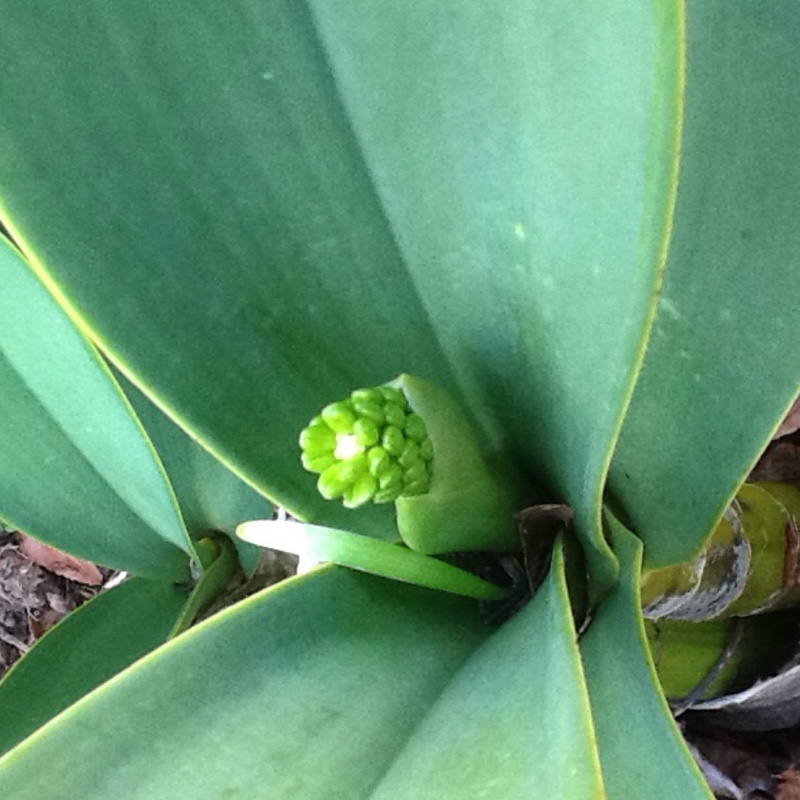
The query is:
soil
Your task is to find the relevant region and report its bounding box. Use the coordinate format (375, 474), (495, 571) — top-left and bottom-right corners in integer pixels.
(0, 528), (105, 678)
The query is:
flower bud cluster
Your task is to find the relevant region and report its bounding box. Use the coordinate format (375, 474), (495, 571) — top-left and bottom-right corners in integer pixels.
(299, 385), (433, 509)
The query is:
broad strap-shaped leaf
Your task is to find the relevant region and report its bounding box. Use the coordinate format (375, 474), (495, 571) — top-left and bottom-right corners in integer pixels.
(119, 375), (271, 575)
(366, 539), (604, 799)
(580, 518), (713, 799)
(0, 3), (685, 589)
(307, 2), (683, 589)
(0, 578), (189, 757)
(0, 0), (443, 541)
(608, 2), (800, 569)
(0, 551), (603, 799)
(0, 237), (191, 580)
(0, 569), (490, 799)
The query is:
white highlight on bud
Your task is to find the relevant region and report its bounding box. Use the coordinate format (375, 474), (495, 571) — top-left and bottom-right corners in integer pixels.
(334, 433), (363, 461)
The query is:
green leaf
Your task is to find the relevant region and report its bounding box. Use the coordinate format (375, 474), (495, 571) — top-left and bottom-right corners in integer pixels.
(0, 237), (190, 580)
(0, 0), (438, 541)
(119, 374), (272, 575)
(305, 2), (684, 590)
(0, 578), (189, 757)
(0, 3), (685, 589)
(608, 2), (800, 569)
(366, 539), (604, 799)
(237, 519), (509, 600)
(0, 545), (605, 799)
(580, 517), (713, 799)
(0, 569), (490, 799)
(170, 535), (240, 635)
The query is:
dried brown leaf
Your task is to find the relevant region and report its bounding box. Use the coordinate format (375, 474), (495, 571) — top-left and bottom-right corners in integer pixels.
(689, 661), (800, 731)
(27, 607), (63, 640)
(777, 768), (800, 800)
(750, 442), (800, 488)
(17, 535), (103, 586)
(775, 396), (800, 440)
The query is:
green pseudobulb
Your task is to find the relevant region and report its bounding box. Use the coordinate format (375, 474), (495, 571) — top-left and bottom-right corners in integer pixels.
(300, 374), (517, 554)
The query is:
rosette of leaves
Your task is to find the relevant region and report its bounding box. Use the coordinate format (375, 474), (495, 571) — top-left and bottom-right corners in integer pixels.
(1, 3), (800, 800)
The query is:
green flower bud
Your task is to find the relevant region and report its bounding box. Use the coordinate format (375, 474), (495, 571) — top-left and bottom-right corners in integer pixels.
(379, 463), (404, 491)
(403, 478), (430, 497)
(351, 398), (385, 425)
(398, 439), (421, 470)
(300, 374), (516, 555)
(321, 401), (357, 434)
(299, 381), (435, 509)
(343, 473), (378, 509)
(404, 413), (428, 443)
(353, 417), (380, 448)
(379, 386), (407, 408)
(384, 402), (406, 430)
(402, 461), (428, 486)
(367, 446), (391, 477)
(381, 425), (405, 457)
(301, 452), (337, 473)
(374, 485), (403, 504)
(299, 424), (337, 456)
(317, 455), (367, 499)
(419, 437), (434, 461)
(351, 387), (384, 406)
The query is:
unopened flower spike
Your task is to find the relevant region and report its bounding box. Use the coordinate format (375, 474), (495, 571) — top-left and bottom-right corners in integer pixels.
(300, 374), (517, 555)
(299, 384), (433, 509)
